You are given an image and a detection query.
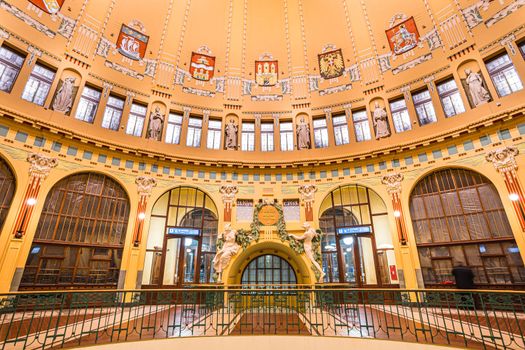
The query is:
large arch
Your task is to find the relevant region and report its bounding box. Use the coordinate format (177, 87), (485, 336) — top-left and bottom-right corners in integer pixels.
(141, 186), (219, 287)
(409, 167), (525, 288)
(0, 156), (16, 232)
(226, 241), (313, 285)
(318, 184), (397, 287)
(20, 172), (130, 289)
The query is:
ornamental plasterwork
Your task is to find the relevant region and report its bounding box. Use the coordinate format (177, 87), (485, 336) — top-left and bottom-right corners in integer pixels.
(298, 185), (317, 204)
(485, 0), (525, 28)
(378, 53), (392, 73)
(0, 0), (55, 38)
(96, 37), (114, 58)
(183, 86), (215, 97)
(319, 84), (352, 96)
(392, 53), (432, 75)
(219, 185), (238, 205)
(485, 146), (519, 174)
(27, 153), (58, 180)
(104, 61), (144, 80)
(381, 173), (404, 195)
(57, 14), (76, 39)
(135, 176), (157, 197)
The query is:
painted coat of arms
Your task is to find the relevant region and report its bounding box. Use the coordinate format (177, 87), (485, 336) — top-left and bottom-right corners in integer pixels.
(28, 0), (64, 14)
(190, 52), (215, 81)
(255, 56), (278, 86)
(385, 17), (420, 55)
(116, 24), (149, 61)
(318, 49), (345, 80)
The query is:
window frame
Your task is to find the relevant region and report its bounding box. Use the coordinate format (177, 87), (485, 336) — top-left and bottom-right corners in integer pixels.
(261, 122), (275, 152)
(165, 112), (183, 144)
(241, 121), (255, 151)
(125, 102), (147, 137)
(313, 117), (329, 148)
(279, 121), (294, 151)
(389, 98), (412, 133)
(0, 45), (25, 93)
(101, 95), (125, 131)
(412, 89), (437, 126)
(21, 62), (56, 106)
(186, 116), (203, 147)
(74, 85), (102, 123)
(207, 119), (222, 150)
(436, 78), (466, 118)
(332, 114), (350, 146)
(485, 52), (523, 97)
(352, 109), (372, 142)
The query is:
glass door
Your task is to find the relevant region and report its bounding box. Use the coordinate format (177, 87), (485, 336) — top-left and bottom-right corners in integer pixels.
(337, 234), (379, 287)
(163, 237), (181, 285)
(339, 236), (357, 285)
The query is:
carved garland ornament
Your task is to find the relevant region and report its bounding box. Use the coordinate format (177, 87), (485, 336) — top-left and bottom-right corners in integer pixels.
(381, 173), (404, 195)
(485, 146), (519, 174)
(219, 185), (238, 204)
(135, 176), (157, 197)
(27, 153), (58, 180)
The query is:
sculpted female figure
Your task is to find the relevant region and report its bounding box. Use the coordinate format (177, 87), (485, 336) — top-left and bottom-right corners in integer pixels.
(147, 107), (164, 141)
(465, 69), (490, 107)
(288, 222), (325, 282)
(373, 102), (390, 139)
(213, 224), (240, 280)
(225, 119), (238, 150)
(296, 118), (311, 150)
(52, 77), (76, 114)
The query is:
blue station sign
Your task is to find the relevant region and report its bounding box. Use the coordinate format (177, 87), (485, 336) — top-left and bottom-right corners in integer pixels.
(167, 227), (200, 236)
(337, 226), (372, 235)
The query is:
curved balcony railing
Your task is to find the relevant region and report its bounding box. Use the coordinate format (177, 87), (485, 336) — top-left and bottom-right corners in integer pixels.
(0, 287), (524, 349)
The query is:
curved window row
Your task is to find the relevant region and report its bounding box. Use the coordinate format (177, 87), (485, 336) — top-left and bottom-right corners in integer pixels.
(1, 41), (524, 154)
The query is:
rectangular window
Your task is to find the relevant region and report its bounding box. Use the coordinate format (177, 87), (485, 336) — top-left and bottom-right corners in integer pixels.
(75, 86), (101, 123)
(412, 89), (437, 126)
(125, 103), (147, 137)
(280, 121), (294, 151)
(241, 122), (255, 151)
(207, 119), (222, 149)
(261, 122), (274, 152)
(352, 110), (371, 142)
(165, 112), (183, 144)
(236, 199), (253, 221)
(520, 41), (525, 59)
(485, 53), (523, 97)
(313, 118), (329, 148)
(283, 199), (300, 221)
(186, 117), (202, 147)
(437, 78), (466, 117)
(101, 95), (125, 130)
(21, 63), (55, 106)
(332, 114), (349, 145)
(389, 98), (412, 133)
(0, 46), (25, 93)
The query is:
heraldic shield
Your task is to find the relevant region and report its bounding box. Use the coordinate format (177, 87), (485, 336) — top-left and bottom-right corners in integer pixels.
(318, 49), (345, 80)
(29, 0), (64, 14)
(190, 53), (216, 82)
(116, 24), (149, 61)
(255, 60), (278, 87)
(385, 17), (420, 55)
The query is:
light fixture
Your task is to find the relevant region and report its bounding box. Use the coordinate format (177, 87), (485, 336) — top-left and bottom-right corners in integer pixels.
(138, 212), (146, 220)
(343, 237), (353, 245)
(509, 193), (520, 202)
(184, 238), (193, 246)
(26, 198), (37, 206)
(393, 210), (401, 218)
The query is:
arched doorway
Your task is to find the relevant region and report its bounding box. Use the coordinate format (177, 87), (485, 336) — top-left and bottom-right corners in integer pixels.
(0, 156), (16, 231)
(21, 172), (130, 289)
(410, 168), (525, 288)
(142, 186), (218, 287)
(319, 184), (397, 286)
(241, 255), (297, 285)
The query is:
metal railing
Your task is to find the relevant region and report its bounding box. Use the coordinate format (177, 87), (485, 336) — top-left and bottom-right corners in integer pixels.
(1, 287), (525, 349)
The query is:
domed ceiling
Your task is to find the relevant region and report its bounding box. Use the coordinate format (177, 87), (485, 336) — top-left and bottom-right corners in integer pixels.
(3, 0), (520, 110)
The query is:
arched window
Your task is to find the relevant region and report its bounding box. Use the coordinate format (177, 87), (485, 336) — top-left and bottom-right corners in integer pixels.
(21, 173), (130, 289)
(0, 157), (15, 231)
(241, 255), (297, 285)
(410, 168), (525, 288)
(142, 187), (218, 287)
(319, 185), (397, 286)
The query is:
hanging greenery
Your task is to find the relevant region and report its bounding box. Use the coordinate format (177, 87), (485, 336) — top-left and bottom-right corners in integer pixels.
(215, 200), (323, 276)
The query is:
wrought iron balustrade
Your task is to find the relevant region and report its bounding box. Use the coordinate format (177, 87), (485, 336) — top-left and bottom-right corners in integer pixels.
(0, 287), (524, 349)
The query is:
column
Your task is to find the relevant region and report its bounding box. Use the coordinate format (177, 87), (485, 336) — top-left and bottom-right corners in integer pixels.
(13, 154), (58, 238)
(179, 106), (192, 146)
(220, 185), (238, 222)
(121, 176), (157, 291)
(200, 110), (211, 150)
(298, 184), (317, 222)
(0, 153), (57, 292)
(382, 173), (420, 289)
(486, 146), (525, 231)
(343, 104), (356, 143)
(382, 173), (409, 245)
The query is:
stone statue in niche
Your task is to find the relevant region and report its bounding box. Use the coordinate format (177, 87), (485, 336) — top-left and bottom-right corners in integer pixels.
(213, 224), (240, 281)
(147, 107), (164, 141)
(288, 222), (325, 283)
(52, 77), (76, 114)
(296, 117), (311, 150)
(373, 102), (390, 139)
(224, 119), (238, 150)
(465, 69), (490, 107)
